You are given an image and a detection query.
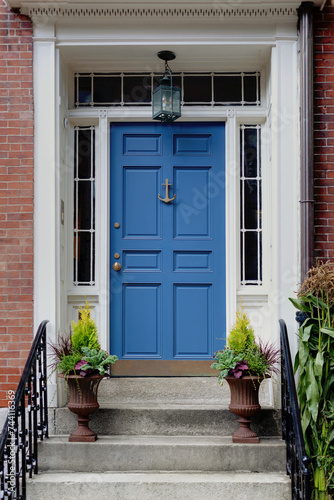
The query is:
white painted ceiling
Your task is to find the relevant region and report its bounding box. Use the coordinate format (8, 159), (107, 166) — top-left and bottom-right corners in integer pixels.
(61, 43), (272, 73)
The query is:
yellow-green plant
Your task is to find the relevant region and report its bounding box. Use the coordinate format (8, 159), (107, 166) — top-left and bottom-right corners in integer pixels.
(228, 307), (255, 351)
(49, 301), (118, 377)
(211, 308), (280, 383)
(71, 301), (100, 352)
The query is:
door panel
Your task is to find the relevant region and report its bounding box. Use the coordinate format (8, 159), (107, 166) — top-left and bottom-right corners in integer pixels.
(174, 167), (211, 237)
(123, 167), (161, 238)
(173, 284), (212, 356)
(123, 284), (161, 357)
(110, 122), (225, 375)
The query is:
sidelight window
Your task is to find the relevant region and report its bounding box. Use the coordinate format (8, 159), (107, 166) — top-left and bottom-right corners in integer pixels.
(240, 125), (262, 286)
(73, 126), (96, 286)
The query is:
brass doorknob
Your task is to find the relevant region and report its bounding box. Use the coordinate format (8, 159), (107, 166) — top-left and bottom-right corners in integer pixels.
(113, 262), (121, 272)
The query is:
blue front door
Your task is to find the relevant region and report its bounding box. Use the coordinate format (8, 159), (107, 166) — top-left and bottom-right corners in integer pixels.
(110, 122), (225, 375)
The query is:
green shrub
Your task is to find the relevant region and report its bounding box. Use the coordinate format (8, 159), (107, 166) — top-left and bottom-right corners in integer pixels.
(57, 352), (82, 375)
(71, 301), (100, 352)
(227, 307), (255, 351)
(243, 346), (268, 375)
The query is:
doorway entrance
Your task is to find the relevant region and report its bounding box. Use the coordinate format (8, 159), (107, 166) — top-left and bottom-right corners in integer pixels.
(110, 122), (226, 375)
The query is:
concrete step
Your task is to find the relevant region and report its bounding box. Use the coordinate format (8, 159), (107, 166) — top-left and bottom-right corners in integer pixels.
(32, 377), (287, 500)
(27, 471), (291, 500)
(38, 435), (286, 473)
(51, 405), (281, 437)
(51, 376), (280, 437)
(97, 376), (272, 406)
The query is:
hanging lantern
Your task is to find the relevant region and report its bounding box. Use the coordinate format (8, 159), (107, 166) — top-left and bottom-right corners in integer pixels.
(152, 51), (181, 123)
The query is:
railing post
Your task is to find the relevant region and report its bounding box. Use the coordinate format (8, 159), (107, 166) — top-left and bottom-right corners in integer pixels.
(42, 329), (48, 439)
(279, 319), (312, 500)
(21, 393), (27, 499)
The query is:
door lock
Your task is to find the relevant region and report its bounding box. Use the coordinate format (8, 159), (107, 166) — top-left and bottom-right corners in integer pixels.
(113, 262), (122, 272)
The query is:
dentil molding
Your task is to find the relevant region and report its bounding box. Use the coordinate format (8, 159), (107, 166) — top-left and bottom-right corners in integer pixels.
(20, 5), (298, 20)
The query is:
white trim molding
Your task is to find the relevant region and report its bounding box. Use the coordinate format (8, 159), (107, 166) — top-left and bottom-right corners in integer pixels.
(5, 0), (326, 12)
(19, 5), (300, 20)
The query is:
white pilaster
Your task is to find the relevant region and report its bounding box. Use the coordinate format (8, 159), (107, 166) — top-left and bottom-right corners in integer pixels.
(96, 112), (110, 350)
(33, 24), (58, 404)
(225, 113), (238, 332)
(271, 40), (299, 359)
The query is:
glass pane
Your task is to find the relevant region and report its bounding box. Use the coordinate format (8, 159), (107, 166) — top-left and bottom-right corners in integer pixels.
(244, 231), (259, 282)
(92, 181), (96, 230)
(77, 232), (92, 283)
(243, 128), (258, 178)
(77, 129), (92, 179)
(183, 76), (211, 103)
(153, 87), (162, 118)
(77, 181), (92, 230)
(78, 77), (92, 104)
(123, 75), (152, 103)
(243, 180), (258, 229)
(93, 76), (121, 104)
(171, 75), (181, 91)
(259, 232), (262, 281)
(172, 88), (181, 115)
(215, 75), (242, 103)
(91, 232), (95, 283)
(73, 184), (77, 228)
(161, 86), (173, 113)
(244, 75), (257, 103)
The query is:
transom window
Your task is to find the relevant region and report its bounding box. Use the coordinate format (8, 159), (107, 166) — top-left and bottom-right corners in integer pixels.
(74, 72), (261, 107)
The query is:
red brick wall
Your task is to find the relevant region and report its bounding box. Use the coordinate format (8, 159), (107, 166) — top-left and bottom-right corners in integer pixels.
(0, 0), (33, 407)
(314, 0), (334, 261)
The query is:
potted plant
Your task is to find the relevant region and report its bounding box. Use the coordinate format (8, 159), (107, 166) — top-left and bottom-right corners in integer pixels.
(211, 307), (280, 443)
(49, 301), (118, 442)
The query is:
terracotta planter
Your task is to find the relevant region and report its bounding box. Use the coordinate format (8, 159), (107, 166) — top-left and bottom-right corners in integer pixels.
(66, 374), (105, 442)
(225, 375), (264, 443)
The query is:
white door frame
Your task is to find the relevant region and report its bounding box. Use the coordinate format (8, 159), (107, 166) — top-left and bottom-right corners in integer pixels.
(32, 8), (299, 407)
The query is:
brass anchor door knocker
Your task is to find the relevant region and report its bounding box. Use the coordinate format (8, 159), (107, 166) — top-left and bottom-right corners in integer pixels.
(158, 178), (176, 204)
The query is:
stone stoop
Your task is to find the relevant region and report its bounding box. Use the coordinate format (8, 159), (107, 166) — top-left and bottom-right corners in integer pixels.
(27, 378), (290, 500)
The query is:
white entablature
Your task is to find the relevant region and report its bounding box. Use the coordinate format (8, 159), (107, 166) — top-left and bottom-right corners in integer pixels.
(4, 0), (325, 20)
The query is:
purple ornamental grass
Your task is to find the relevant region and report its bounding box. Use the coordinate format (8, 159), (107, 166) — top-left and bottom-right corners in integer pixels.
(231, 361), (249, 379)
(259, 339), (281, 376)
(48, 331), (73, 370)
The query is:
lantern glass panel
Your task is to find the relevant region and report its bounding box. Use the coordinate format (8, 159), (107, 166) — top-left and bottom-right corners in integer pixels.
(163, 86), (173, 113)
(152, 86), (162, 119)
(172, 88), (181, 117)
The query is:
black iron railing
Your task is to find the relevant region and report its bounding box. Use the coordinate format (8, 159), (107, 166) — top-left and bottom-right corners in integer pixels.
(279, 318), (312, 500)
(0, 320), (49, 499)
